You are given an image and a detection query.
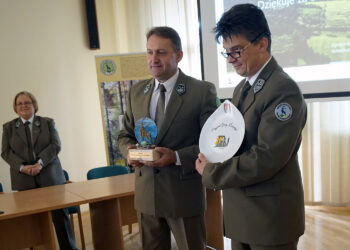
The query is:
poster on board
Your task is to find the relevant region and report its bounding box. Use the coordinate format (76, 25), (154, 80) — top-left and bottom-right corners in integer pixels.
(95, 53), (151, 166)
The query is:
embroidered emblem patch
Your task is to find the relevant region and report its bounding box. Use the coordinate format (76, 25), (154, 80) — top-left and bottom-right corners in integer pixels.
(176, 84), (186, 95)
(275, 103), (292, 121)
(144, 84), (151, 94)
(253, 79), (265, 93)
(176, 83), (186, 95)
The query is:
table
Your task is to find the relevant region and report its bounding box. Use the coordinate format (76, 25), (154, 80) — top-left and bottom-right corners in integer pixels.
(65, 173), (137, 250)
(0, 184), (85, 250)
(0, 173), (223, 250)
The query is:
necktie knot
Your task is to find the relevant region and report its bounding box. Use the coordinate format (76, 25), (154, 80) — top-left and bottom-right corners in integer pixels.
(159, 84), (166, 93)
(243, 81), (251, 92)
(25, 121), (30, 126)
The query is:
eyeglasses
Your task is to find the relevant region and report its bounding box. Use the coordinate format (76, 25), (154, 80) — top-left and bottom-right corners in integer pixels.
(16, 101), (33, 107)
(221, 43), (252, 59)
(221, 32), (268, 59)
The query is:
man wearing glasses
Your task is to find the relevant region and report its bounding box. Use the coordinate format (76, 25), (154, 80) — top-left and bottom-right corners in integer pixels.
(196, 4), (307, 250)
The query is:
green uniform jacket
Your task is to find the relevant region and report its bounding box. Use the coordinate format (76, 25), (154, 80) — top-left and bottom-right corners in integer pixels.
(117, 70), (217, 218)
(202, 57), (306, 245)
(1, 116), (65, 191)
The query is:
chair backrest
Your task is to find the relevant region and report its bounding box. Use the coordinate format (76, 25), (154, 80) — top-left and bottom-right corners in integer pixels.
(0, 182), (3, 193)
(87, 165), (129, 180)
(63, 169), (69, 181)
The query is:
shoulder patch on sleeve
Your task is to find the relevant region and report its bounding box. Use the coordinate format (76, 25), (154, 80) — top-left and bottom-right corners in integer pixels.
(275, 103), (292, 121)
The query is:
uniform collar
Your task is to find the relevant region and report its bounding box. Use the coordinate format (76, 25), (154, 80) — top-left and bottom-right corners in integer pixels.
(154, 69), (179, 93)
(20, 115), (34, 124)
(246, 56), (272, 86)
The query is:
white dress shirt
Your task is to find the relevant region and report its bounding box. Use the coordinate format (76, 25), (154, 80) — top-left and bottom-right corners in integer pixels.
(246, 56), (272, 86)
(149, 69), (179, 120)
(149, 69), (181, 165)
(19, 115), (43, 171)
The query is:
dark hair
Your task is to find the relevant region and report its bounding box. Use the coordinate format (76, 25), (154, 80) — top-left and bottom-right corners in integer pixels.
(13, 91), (39, 113)
(146, 26), (182, 52)
(214, 4), (271, 53)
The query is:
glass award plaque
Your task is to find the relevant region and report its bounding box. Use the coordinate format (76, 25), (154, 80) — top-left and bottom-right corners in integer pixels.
(129, 118), (160, 161)
(199, 100), (245, 163)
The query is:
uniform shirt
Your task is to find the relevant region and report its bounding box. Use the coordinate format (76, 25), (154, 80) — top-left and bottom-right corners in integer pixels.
(19, 115), (43, 171)
(149, 69), (181, 165)
(246, 56), (272, 85)
(20, 115), (34, 135)
(149, 69), (179, 120)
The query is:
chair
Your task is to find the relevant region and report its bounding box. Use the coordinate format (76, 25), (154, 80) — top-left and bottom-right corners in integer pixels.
(63, 170), (86, 250)
(87, 165), (129, 180)
(86, 165), (132, 233)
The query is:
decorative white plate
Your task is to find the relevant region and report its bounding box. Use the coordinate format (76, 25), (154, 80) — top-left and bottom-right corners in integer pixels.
(199, 100), (245, 163)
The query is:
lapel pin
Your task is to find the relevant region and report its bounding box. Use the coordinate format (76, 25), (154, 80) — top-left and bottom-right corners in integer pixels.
(253, 79), (265, 94)
(144, 83), (151, 94)
(34, 120), (40, 126)
(15, 120), (20, 128)
(175, 84), (186, 95)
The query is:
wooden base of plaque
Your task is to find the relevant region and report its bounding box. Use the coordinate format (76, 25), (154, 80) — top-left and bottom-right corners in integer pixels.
(129, 148), (160, 161)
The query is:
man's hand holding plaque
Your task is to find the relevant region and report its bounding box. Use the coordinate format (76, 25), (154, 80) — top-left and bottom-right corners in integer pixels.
(128, 118), (160, 161)
(140, 146), (177, 167)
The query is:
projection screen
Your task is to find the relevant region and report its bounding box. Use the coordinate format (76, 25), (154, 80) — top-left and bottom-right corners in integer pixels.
(198, 0), (350, 99)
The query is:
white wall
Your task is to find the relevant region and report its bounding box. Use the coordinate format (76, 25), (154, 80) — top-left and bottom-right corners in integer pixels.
(0, 0), (200, 192)
(0, 0), (120, 192)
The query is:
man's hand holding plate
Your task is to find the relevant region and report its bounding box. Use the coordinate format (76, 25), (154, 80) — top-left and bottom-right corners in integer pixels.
(196, 153), (208, 175)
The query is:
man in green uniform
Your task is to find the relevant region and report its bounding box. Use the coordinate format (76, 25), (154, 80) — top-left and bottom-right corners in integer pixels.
(117, 26), (217, 250)
(196, 4), (307, 250)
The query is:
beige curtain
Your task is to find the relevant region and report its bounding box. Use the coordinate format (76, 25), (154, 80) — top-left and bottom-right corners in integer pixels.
(113, 0), (201, 79)
(302, 100), (350, 205)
